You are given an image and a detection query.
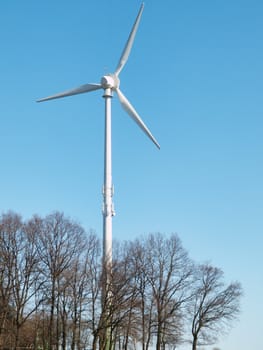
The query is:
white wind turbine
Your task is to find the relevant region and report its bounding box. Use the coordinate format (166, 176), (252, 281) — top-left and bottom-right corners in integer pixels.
(37, 3), (159, 277)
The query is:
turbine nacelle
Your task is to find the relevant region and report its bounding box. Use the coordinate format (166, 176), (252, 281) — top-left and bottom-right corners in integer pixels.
(101, 74), (120, 90)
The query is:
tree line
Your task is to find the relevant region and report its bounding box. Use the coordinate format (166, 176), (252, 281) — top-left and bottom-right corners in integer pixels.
(0, 211), (242, 350)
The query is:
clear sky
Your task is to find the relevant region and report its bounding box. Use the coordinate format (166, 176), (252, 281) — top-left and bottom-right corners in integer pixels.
(0, 1), (262, 349)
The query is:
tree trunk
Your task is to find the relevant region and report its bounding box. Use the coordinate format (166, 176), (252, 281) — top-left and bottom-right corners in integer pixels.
(192, 334), (197, 350)
(71, 304), (77, 350)
(14, 323), (20, 350)
(156, 321), (162, 350)
(49, 282), (55, 350)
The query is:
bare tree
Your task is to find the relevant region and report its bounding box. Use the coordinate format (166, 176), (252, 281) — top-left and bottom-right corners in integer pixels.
(68, 231), (101, 350)
(0, 212), (43, 349)
(189, 263), (242, 350)
(36, 212), (86, 350)
(0, 212), (18, 348)
(109, 243), (141, 350)
(11, 215), (44, 348)
(77, 232), (102, 350)
(92, 241), (140, 350)
(128, 233), (193, 350)
(126, 239), (155, 350)
(144, 233), (193, 350)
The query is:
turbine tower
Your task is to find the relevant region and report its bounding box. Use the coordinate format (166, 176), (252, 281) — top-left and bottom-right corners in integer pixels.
(37, 4), (159, 345)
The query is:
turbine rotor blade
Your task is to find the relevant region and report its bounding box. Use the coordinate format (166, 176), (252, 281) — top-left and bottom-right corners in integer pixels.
(116, 88), (160, 149)
(37, 83), (102, 102)
(114, 3), (144, 77)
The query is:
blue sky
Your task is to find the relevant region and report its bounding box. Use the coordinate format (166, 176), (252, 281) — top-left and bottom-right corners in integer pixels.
(0, 1), (262, 349)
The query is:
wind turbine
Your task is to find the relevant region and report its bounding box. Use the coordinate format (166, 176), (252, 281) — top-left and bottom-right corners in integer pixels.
(37, 2), (159, 295)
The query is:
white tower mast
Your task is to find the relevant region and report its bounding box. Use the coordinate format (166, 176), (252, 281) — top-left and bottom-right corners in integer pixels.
(103, 87), (113, 275)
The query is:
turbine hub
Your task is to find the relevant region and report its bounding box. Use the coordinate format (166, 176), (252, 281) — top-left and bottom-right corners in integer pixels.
(101, 74), (120, 90)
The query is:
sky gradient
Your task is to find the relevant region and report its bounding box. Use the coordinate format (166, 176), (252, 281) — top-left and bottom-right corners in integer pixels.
(0, 1), (262, 349)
